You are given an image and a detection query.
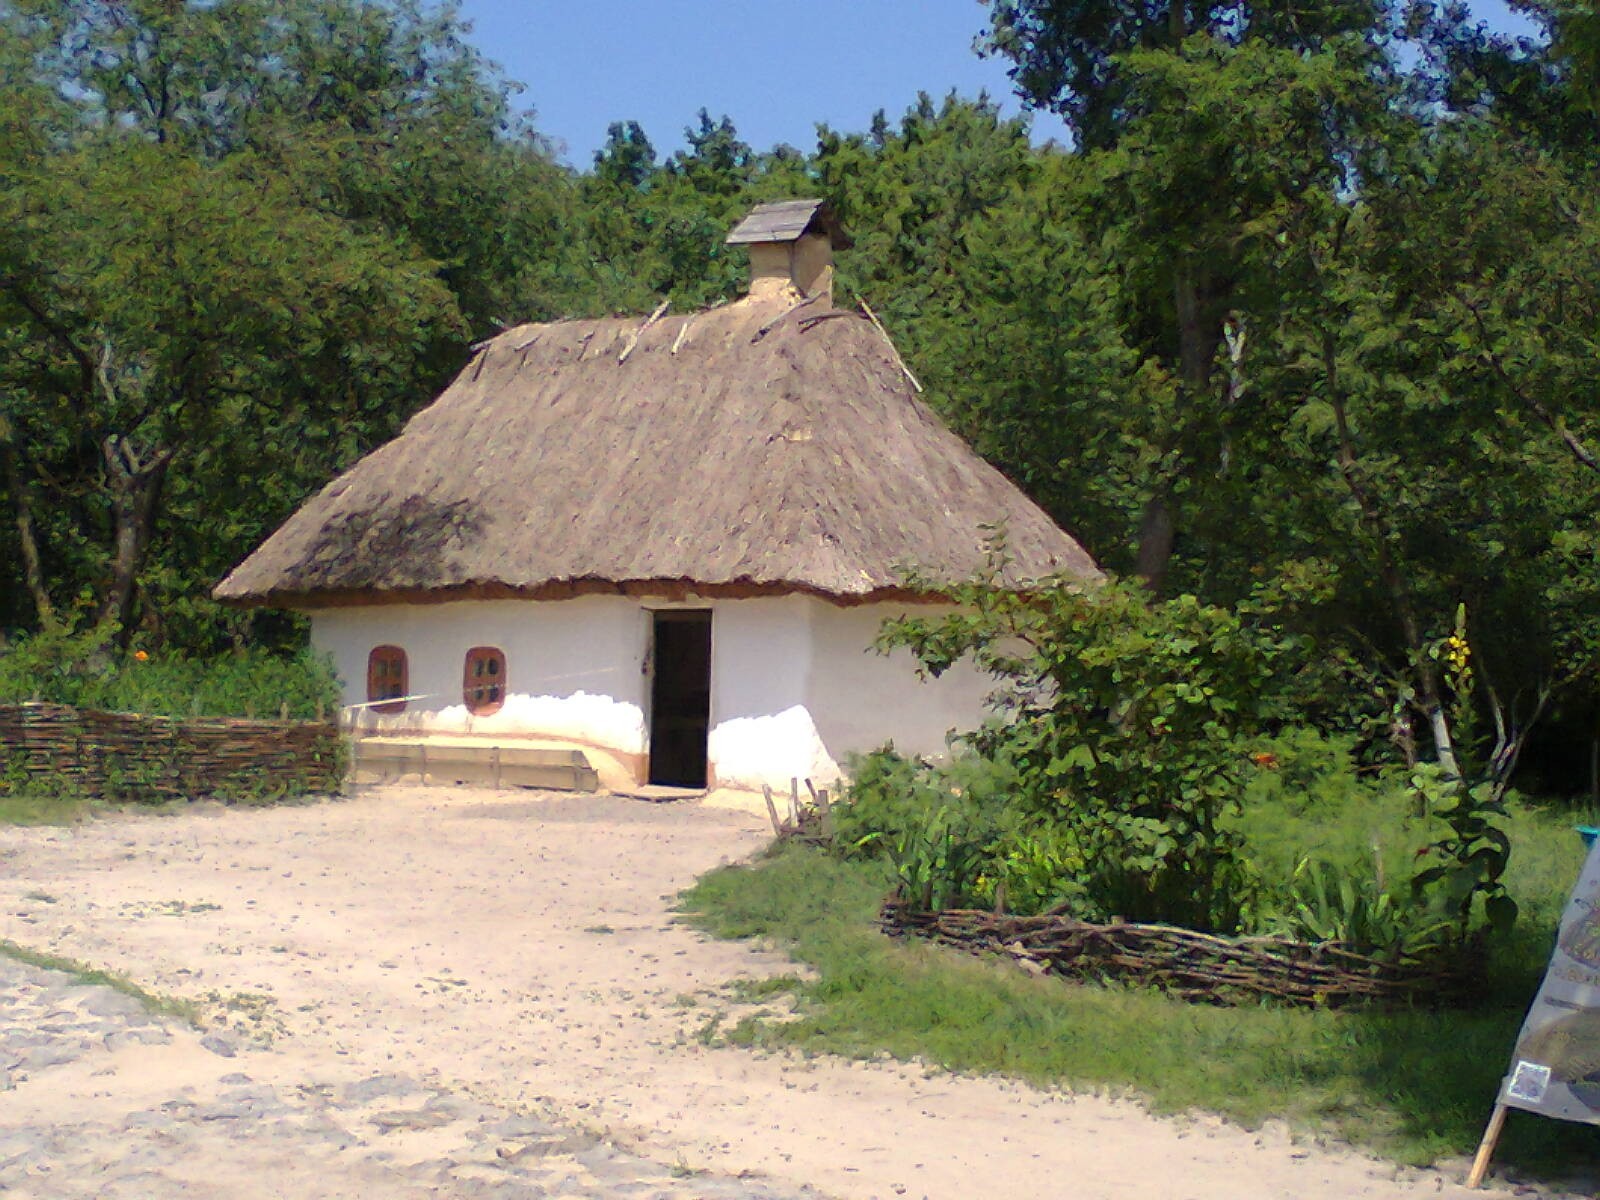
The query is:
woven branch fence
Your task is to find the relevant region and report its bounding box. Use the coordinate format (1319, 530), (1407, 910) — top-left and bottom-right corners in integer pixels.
(0, 703), (343, 803)
(882, 902), (1479, 1009)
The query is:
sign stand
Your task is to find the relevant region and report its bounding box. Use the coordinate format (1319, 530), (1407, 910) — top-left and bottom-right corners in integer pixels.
(1470, 828), (1600, 1188)
(1465, 1102), (1507, 1189)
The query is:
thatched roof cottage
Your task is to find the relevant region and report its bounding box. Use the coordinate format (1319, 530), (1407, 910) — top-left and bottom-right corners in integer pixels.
(217, 201), (1099, 792)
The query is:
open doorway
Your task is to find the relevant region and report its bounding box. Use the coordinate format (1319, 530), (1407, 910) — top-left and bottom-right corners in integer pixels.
(648, 610), (712, 788)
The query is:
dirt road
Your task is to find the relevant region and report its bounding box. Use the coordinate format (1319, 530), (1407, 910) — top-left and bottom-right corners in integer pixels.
(0, 786), (1508, 1199)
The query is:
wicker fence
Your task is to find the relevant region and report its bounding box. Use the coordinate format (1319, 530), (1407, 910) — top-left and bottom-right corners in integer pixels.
(882, 902), (1479, 1009)
(0, 702), (344, 803)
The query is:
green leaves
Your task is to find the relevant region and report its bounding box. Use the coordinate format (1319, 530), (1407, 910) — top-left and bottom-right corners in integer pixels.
(0, 0), (571, 645)
(1407, 766), (1519, 938)
(882, 569), (1285, 931)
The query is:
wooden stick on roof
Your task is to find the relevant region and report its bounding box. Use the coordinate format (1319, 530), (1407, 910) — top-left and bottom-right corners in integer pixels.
(619, 298), (671, 364)
(856, 295), (923, 393)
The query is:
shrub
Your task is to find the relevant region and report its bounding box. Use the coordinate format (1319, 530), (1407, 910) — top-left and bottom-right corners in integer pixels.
(880, 574), (1286, 931)
(838, 747), (1087, 917)
(0, 625), (340, 721)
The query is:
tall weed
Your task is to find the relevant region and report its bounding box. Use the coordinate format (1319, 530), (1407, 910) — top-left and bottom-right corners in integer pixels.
(0, 626), (339, 721)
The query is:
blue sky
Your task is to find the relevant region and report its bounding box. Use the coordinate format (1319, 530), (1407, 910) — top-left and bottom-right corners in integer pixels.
(455, 1), (1546, 168)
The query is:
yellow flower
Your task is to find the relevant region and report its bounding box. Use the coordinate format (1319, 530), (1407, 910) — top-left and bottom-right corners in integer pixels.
(133, 650), (149, 662)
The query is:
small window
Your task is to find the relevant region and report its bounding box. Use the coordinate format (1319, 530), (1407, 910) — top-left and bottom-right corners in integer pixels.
(367, 646), (408, 714)
(463, 646), (506, 715)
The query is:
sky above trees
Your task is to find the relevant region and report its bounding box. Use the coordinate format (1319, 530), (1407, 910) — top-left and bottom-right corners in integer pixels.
(455, 0), (1543, 165)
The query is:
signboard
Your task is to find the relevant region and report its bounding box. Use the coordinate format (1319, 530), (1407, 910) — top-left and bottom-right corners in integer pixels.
(1497, 836), (1600, 1124)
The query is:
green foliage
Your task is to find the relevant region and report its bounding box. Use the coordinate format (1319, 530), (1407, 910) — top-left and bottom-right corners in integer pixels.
(1266, 857), (1452, 957)
(840, 723), (1530, 958)
(840, 747), (1093, 917)
(0, 0), (576, 646)
(1410, 767), (1520, 937)
(881, 572), (1287, 930)
(0, 628), (340, 720)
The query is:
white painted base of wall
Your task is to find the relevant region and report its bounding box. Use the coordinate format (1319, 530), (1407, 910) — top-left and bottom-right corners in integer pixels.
(309, 593), (993, 793)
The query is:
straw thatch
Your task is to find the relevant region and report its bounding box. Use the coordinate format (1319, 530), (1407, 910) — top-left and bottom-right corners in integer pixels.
(216, 295), (1099, 608)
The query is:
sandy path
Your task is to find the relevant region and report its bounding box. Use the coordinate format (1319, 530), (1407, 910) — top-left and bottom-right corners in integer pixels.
(0, 786), (1512, 1199)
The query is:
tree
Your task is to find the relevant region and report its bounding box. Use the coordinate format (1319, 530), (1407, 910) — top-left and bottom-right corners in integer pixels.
(0, 135), (462, 641)
(979, 2), (1395, 588)
(0, 0), (569, 647)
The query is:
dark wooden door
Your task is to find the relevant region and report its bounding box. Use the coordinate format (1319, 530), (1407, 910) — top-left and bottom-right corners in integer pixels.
(648, 611), (712, 787)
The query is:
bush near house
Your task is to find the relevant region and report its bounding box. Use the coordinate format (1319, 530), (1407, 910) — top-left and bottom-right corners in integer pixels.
(0, 624), (340, 721)
(854, 573), (1523, 970)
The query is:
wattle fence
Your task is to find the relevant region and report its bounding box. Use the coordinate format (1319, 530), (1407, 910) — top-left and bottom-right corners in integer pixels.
(882, 902), (1479, 1009)
(0, 702), (344, 803)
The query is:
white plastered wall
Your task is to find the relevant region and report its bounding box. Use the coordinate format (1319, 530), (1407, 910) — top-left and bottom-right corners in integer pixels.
(310, 593), (995, 793)
(310, 597), (648, 758)
(704, 596), (829, 790)
(803, 600), (995, 781)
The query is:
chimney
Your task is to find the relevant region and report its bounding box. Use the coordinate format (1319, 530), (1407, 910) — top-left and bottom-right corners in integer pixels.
(725, 199), (851, 306)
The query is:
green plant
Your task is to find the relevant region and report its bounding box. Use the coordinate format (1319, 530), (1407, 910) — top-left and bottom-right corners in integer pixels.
(978, 822), (1088, 916)
(1409, 765), (1519, 938)
(1269, 857), (1453, 956)
(838, 748), (1088, 917)
(0, 621), (119, 706)
(881, 568), (1287, 931)
(0, 633), (340, 722)
(864, 802), (992, 913)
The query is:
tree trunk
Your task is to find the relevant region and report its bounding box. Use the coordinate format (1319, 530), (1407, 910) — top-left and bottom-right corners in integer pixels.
(1135, 496), (1175, 591)
(99, 435), (172, 645)
(1136, 263), (1218, 591)
(0, 433), (54, 627)
(1423, 695), (1462, 781)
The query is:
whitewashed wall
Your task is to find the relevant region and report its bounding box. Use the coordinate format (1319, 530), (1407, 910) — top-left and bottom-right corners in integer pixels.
(804, 600), (996, 778)
(704, 596), (829, 790)
(310, 593), (996, 792)
(311, 596), (648, 753)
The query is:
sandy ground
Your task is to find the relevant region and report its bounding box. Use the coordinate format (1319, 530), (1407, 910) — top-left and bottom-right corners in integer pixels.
(0, 785), (1522, 1200)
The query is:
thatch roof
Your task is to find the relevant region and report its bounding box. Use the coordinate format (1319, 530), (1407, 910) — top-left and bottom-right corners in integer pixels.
(215, 295), (1100, 608)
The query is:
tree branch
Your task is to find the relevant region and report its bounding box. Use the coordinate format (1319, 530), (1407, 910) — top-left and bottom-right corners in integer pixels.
(1458, 293), (1600, 476)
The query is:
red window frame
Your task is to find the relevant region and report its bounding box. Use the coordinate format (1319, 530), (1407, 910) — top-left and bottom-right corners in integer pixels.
(463, 646), (506, 716)
(366, 645), (408, 714)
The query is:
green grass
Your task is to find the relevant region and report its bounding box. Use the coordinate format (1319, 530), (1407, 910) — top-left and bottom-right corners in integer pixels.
(0, 939), (199, 1025)
(0, 630), (340, 721)
(0, 790), (95, 826)
(680, 838), (1600, 1180)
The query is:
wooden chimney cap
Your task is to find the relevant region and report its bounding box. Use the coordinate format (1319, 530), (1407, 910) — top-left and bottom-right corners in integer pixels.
(726, 199), (852, 249)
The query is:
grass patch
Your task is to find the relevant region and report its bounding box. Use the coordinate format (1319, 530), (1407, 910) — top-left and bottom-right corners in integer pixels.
(0, 938), (199, 1025)
(0, 790), (95, 826)
(680, 840), (1600, 1180)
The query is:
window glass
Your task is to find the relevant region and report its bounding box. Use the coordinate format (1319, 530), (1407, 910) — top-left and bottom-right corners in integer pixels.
(463, 647), (506, 715)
